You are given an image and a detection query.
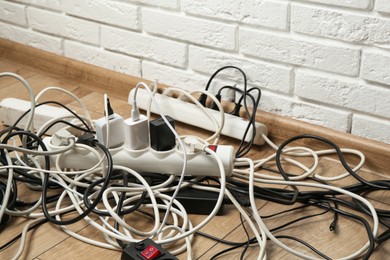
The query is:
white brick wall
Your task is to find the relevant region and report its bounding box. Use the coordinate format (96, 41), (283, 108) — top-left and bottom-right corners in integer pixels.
(125, 0), (178, 9)
(10, 0), (62, 11)
(64, 40), (141, 76)
(352, 114), (390, 143)
(375, 0), (390, 14)
(361, 50), (390, 85)
(63, 0), (139, 30)
(27, 7), (100, 45)
(188, 46), (292, 93)
(295, 71), (390, 118)
(295, 0), (371, 9)
(292, 4), (390, 46)
(0, 1), (27, 26)
(0, 23), (62, 54)
(240, 28), (360, 76)
(181, 0), (289, 30)
(142, 8), (236, 50)
(0, 0), (389, 144)
(101, 26), (187, 67)
(260, 90), (351, 132)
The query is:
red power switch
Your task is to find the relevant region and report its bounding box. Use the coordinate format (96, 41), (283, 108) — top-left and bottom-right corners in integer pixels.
(141, 245), (161, 260)
(208, 145), (218, 152)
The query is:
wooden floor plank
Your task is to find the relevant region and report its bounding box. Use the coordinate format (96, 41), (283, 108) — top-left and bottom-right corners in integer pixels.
(0, 47), (389, 259)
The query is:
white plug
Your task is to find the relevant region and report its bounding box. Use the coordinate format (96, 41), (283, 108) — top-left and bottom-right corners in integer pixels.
(124, 114), (149, 150)
(95, 114), (125, 148)
(51, 129), (75, 146)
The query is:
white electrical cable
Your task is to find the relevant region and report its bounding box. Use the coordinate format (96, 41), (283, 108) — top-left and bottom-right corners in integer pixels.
(0, 139), (76, 156)
(0, 72), (36, 132)
(36, 114), (91, 137)
(260, 133), (366, 181)
(103, 93), (110, 148)
(233, 169), (379, 260)
(11, 218), (46, 260)
(155, 146), (226, 244)
(164, 87), (225, 144)
(146, 81), (158, 119)
(0, 151), (14, 224)
(35, 86), (94, 130)
(131, 82), (188, 237)
(235, 157), (268, 260)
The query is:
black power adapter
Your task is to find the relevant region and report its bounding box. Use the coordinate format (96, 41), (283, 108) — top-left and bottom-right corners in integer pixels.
(149, 116), (176, 151)
(166, 187), (225, 216)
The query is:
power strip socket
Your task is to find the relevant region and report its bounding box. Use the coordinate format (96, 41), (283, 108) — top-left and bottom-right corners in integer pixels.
(42, 136), (235, 177)
(129, 89), (268, 145)
(0, 98), (73, 135)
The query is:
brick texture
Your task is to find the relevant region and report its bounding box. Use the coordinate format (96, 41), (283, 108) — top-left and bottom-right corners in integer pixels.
(27, 7), (100, 45)
(182, 0), (289, 30)
(142, 8), (236, 50)
(101, 26), (187, 67)
(295, 71), (390, 118)
(0, 0), (389, 143)
(361, 51), (390, 85)
(64, 40), (141, 76)
(63, 0), (139, 30)
(0, 1), (27, 26)
(375, 0), (390, 14)
(292, 4), (390, 46)
(240, 28), (360, 76)
(352, 114), (390, 143)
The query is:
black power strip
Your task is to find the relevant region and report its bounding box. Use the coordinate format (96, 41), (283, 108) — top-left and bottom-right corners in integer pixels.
(122, 239), (177, 260)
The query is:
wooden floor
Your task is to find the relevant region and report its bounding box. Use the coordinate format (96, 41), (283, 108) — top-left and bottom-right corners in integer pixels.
(0, 59), (389, 259)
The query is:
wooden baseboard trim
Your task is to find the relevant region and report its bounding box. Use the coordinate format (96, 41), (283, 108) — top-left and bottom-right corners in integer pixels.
(1, 39), (389, 174)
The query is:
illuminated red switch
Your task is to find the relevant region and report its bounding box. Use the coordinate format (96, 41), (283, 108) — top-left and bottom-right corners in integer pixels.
(208, 145), (218, 152)
(141, 245), (161, 260)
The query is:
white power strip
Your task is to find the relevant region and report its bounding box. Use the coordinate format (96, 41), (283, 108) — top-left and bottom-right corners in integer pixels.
(0, 98), (73, 135)
(129, 89), (268, 145)
(42, 136), (235, 177)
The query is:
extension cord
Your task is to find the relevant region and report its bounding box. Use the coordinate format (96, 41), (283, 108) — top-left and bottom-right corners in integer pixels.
(42, 136), (235, 177)
(0, 98), (73, 135)
(129, 89), (268, 145)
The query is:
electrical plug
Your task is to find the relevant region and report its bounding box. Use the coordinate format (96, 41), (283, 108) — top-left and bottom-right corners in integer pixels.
(51, 129), (76, 146)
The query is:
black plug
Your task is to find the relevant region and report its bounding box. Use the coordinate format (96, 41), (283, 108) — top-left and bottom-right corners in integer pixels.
(149, 116), (176, 151)
(76, 133), (97, 146)
(210, 93), (222, 111)
(198, 93), (208, 107)
(105, 96), (114, 118)
(230, 103), (242, 116)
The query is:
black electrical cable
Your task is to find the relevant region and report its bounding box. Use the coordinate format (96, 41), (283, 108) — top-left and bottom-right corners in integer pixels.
(83, 172), (148, 217)
(200, 66), (259, 157)
(0, 218), (49, 251)
(239, 213), (250, 260)
(10, 100), (92, 134)
(0, 168), (59, 188)
(275, 134), (388, 190)
(137, 204), (334, 259)
(275, 235), (331, 260)
(314, 200), (376, 260)
(114, 171), (129, 249)
(269, 204), (331, 233)
(41, 139), (113, 225)
(215, 85), (261, 158)
(201, 66), (248, 108)
(234, 87), (261, 157)
(38, 119), (92, 137)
